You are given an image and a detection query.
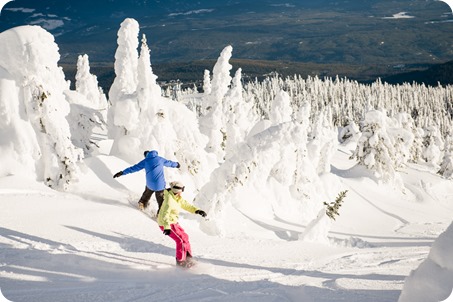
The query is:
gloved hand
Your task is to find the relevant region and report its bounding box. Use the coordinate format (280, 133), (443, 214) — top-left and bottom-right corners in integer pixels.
(176, 162), (181, 168)
(195, 210), (207, 218)
(163, 229), (171, 236)
(113, 171), (123, 178)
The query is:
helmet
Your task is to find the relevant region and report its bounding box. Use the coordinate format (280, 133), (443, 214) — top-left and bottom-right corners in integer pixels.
(170, 181), (185, 194)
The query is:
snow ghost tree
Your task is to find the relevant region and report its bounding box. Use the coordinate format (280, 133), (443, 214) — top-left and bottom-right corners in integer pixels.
(438, 131), (453, 179)
(199, 45), (233, 162)
(308, 108), (337, 175)
(196, 118), (328, 237)
(137, 34), (161, 116)
(75, 54), (108, 111)
(270, 90), (292, 125)
(108, 18), (140, 161)
(352, 110), (401, 183)
(391, 113), (415, 167)
(422, 125), (444, 169)
(64, 89), (105, 156)
(222, 68), (256, 157)
(65, 54), (108, 156)
(0, 25), (83, 190)
(106, 18), (217, 189)
(203, 69), (212, 94)
(338, 119), (361, 145)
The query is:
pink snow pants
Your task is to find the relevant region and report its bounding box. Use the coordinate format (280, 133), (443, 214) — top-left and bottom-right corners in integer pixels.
(160, 223), (192, 261)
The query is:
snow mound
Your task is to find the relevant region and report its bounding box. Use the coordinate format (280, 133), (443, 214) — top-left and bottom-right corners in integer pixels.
(398, 220), (453, 302)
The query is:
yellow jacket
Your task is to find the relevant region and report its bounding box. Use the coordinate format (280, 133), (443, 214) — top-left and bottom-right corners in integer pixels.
(157, 189), (198, 230)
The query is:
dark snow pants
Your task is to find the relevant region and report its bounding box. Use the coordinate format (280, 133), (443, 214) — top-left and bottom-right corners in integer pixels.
(139, 187), (164, 213)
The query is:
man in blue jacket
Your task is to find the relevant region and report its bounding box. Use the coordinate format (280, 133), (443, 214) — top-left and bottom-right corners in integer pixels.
(113, 150), (180, 213)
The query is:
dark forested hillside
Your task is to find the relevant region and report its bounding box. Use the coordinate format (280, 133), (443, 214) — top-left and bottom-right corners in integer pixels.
(2, 0), (453, 87)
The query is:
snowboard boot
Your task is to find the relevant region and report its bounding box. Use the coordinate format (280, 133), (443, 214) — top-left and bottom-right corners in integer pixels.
(138, 201), (148, 210)
(176, 258), (195, 268)
(176, 259), (188, 268)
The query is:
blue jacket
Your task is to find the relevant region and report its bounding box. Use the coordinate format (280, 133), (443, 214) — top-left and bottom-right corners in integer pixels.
(122, 150), (179, 191)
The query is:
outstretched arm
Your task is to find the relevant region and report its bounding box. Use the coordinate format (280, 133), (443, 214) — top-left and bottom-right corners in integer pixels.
(163, 159), (180, 168)
(122, 160), (146, 175)
(180, 199), (206, 217)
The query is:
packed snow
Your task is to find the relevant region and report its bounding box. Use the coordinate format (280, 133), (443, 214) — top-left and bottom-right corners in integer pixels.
(1, 19), (453, 302)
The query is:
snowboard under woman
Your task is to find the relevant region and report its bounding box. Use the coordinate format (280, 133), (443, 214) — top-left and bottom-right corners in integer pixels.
(158, 181), (207, 268)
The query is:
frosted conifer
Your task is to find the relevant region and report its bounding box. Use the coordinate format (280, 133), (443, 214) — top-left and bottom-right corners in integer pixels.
(75, 54), (107, 111)
(324, 190), (348, 220)
(199, 45), (233, 162)
(353, 110), (398, 182)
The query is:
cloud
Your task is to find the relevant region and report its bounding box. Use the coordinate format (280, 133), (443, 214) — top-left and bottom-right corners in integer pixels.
(168, 9), (215, 17)
(29, 18), (65, 31)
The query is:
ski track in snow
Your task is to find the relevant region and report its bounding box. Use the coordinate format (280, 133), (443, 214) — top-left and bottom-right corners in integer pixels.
(0, 151), (451, 302)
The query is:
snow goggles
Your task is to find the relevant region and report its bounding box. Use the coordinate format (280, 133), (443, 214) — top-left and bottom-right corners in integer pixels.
(172, 185), (185, 192)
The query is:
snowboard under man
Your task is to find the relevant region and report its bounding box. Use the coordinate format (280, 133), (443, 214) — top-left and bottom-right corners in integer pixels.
(113, 150), (180, 213)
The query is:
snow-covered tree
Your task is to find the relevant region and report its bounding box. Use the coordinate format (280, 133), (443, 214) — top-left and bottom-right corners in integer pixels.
(199, 45), (233, 162)
(338, 119), (361, 145)
(438, 131), (453, 179)
(352, 110), (400, 182)
(270, 90), (292, 125)
(137, 34), (161, 115)
(108, 18), (140, 160)
(308, 109), (337, 175)
(223, 68), (257, 157)
(0, 25), (83, 189)
(203, 69), (211, 94)
(75, 54), (107, 111)
(105, 19), (217, 190)
(197, 117), (330, 236)
(300, 190), (348, 244)
(388, 113), (415, 168)
(64, 90), (105, 156)
(422, 124), (444, 169)
(70, 54), (108, 156)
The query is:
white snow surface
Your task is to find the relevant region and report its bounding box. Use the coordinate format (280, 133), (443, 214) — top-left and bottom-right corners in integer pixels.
(0, 23), (453, 302)
(1, 145), (453, 302)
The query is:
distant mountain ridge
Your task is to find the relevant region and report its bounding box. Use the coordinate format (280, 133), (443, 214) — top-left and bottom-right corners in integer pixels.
(382, 60), (453, 86)
(1, 0), (453, 84)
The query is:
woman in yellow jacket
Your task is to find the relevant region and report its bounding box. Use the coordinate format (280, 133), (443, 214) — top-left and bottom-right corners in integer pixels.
(158, 181), (207, 268)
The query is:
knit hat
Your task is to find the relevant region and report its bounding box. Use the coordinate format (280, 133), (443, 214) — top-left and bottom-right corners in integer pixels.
(170, 181), (185, 194)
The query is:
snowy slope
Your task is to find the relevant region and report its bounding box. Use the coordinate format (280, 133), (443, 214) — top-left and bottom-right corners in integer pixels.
(1, 142), (453, 302)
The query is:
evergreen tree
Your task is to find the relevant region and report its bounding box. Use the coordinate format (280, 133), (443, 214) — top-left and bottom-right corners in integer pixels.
(107, 18), (141, 161)
(308, 109), (337, 175)
(438, 130), (453, 179)
(352, 110), (399, 182)
(422, 125), (444, 169)
(137, 34), (161, 115)
(203, 69), (211, 94)
(338, 119), (361, 145)
(199, 45), (233, 162)
(0, 26), (84, 189)
(324, 190), (348, 220)
(270, 90), (292, 125)
(223, 68), (256, 157)
(75, 54), (107, 112)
